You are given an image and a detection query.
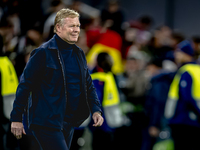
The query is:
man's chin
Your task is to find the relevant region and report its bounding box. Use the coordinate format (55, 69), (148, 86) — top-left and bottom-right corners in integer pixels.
(70, 39), (78, 43)
(67, 40), (77, 44)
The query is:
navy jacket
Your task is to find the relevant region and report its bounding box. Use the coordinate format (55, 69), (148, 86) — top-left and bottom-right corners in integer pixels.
(10, 35), (102, 129)
(168, 64), (200, 127)
(145, 71), (175, 128)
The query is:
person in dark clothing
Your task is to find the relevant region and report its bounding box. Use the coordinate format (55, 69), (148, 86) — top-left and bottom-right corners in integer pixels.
(142, 58), (176, 150)
(165, 40), (200, 150)
(10, 8), (103, 150)
(0, 33), (19, 150)
(100, 0), (125, 35)
(90, 52), (123, 150)
(0, 33), (5, 150)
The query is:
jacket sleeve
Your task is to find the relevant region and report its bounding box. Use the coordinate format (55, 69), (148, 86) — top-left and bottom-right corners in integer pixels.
(179, 72), (200, 117)
(86, 68), (103, 115)
(10, 48), (46, 122)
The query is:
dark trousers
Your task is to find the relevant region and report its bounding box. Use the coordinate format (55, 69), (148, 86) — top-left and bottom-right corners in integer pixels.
(31, 122), (74, 150)
(92, 129), (114, 150)
(170, 124), (200, 150)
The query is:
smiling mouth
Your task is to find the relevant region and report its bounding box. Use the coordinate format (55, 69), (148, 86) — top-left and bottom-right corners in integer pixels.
(71, 35), (78, 37)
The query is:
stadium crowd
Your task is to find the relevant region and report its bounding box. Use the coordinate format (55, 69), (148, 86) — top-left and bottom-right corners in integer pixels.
(1, 0), (200, 150)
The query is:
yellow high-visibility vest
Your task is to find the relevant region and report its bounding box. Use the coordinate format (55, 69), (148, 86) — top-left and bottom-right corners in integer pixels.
(168, 64), (200, 101)
(91, 71), (120, 107)
(91, 71), (123, 128)
(165, 64), (200, 119)
(0, 56), (18, 96)
(0, 56), (18, 119)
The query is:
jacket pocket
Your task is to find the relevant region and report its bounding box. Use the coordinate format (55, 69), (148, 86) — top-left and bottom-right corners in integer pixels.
(45, 64), (61, 84)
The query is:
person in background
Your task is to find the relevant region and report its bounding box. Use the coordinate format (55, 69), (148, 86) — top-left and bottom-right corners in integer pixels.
(143, 25), (174, 62)
(165, 40), (200, 150)
(171, 32), (185, 50)
(15, 26), (44, 78)
(10, 8), (103, 150)
(43, 0), (65, 41)
(0, 33), (18, 150)
(100, 0), (125, 36)
(118, 51), (150, 150)
(142, 58), (176, 150)
(90, 52), (123, 150)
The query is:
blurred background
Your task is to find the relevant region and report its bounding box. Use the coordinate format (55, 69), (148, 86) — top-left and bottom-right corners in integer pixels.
(1, 0), (200, 150)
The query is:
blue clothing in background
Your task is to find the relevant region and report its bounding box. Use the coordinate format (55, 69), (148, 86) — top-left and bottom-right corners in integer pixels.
(169, 71), (200, 127)
(145, 71), (175, 128)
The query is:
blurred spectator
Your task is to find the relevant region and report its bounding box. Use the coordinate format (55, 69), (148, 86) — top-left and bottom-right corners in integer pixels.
(123, 28), (151, 59)
(121, 15), (153, 60)
(19, 0), (43, 35)
(43, 0), (65, 41)
(118, 51), (150, 150)
(100, 0), (125, 35)
(86, 18), (124, 75)
(0, 0), (20, 22)
(119, 51), (150, 103)
(142, 58), (176, 150)
(129, 15), (153, 31)
(143, 25), (174, 62)
(85, 17), (102, 49)
(129, 15), (153, 43)
(0, 34), (5, 150)
(0, 33), (18, 150)
(15, 26), (43, 78)
(90, 52), (123, 150)
(0, 17), (14, 55)
(164, 40), (200, 150)
(171, 31), (185, 49)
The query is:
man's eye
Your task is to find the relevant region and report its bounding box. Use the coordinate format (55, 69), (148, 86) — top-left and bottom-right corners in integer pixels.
(70, 25), (80, 28)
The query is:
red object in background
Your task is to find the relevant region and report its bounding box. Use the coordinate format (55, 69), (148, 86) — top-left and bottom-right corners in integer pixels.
(86, 28), (101, 48)
(86, 29), (122, 52)
(97, 29), (122, 51)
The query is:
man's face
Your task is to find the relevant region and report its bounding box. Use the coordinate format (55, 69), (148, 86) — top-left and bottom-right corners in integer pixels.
(56, 17), (80, 44)
(174, 49), (187, 64)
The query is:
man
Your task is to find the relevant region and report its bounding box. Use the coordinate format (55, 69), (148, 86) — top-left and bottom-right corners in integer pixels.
(0, 30), (19, 150)
(10, 8), (103, 150)
(90, 52), (123, 150)
(164, 40), (200, 150)
(143, 58), (175, 150)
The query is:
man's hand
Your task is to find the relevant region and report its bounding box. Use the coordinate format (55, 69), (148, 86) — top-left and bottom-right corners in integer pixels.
(92, 112), (104, 127)
(11, 122), (26, 139)
(148, 126), (160, 137)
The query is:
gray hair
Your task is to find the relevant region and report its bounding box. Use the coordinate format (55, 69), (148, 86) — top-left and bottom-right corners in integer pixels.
(54, 8), (80, 33)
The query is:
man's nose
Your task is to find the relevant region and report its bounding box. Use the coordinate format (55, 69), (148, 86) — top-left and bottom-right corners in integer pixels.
(73, 27), (80, 32)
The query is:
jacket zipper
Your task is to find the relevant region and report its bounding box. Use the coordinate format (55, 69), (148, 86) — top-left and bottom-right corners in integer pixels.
(74, 49), (90, 112)
(57, 50), (67, 130)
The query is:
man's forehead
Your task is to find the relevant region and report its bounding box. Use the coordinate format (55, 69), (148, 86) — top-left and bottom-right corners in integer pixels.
(64, 17), (80, 23)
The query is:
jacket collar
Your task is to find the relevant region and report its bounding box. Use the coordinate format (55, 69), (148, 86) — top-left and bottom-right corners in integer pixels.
(48, 34), (81, 52)
(48, 34), (59, 50)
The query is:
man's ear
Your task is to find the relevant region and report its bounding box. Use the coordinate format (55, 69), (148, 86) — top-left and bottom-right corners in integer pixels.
(56, 24), (61, 33)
